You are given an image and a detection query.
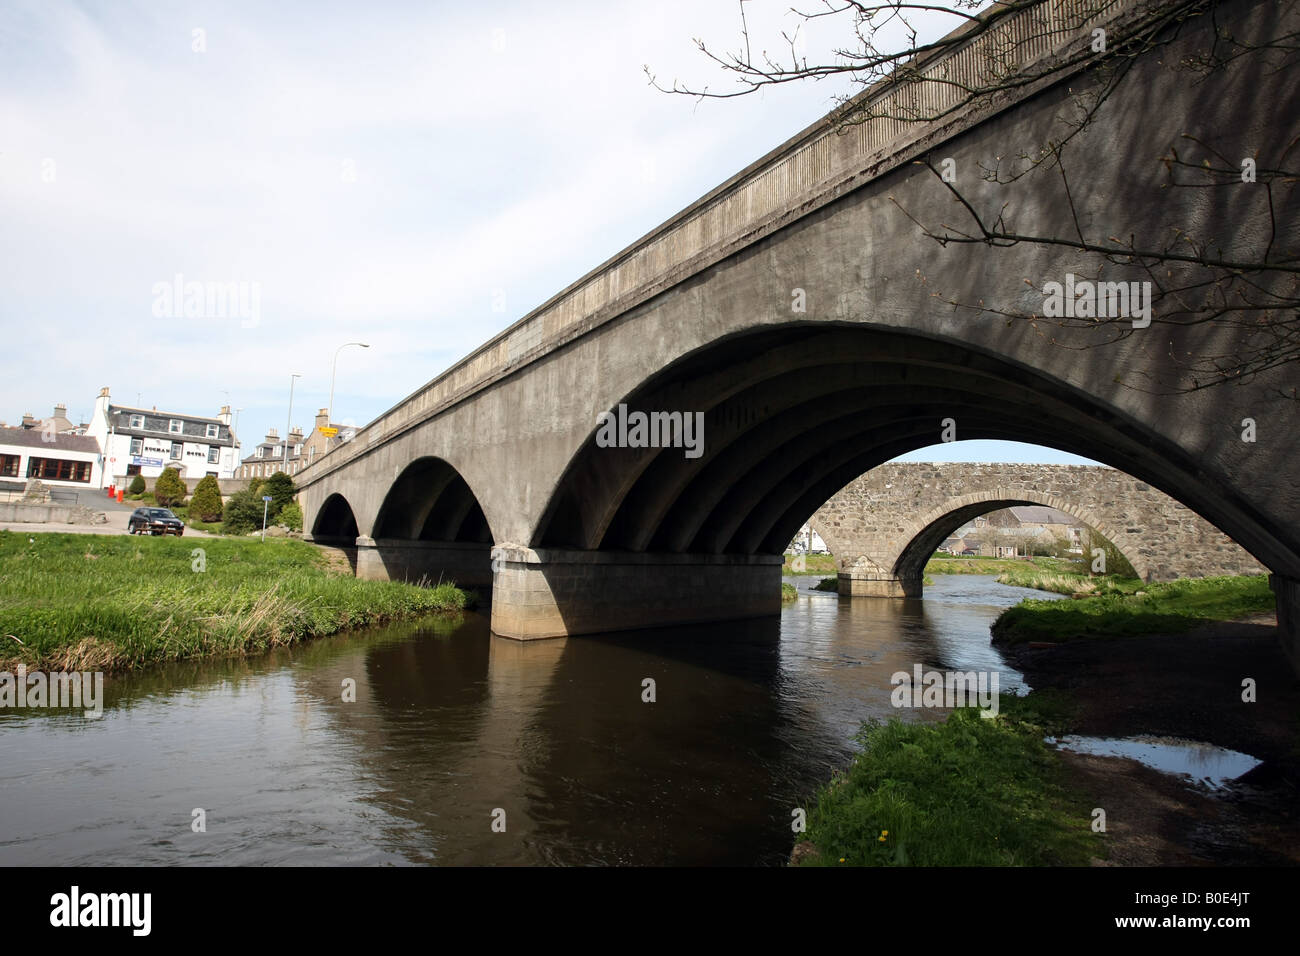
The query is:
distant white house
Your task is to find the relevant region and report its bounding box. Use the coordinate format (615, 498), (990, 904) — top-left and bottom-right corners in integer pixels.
(85, 387), (240, 484)
(788, 523), (827, 553)
(0, 426), (103, 490)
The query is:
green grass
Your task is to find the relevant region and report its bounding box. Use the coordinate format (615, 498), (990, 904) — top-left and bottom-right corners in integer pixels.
(925, 555), (1077, 577)
(995, 567), (1142, 596)
(991, 574), (1275, 645)
(782, 553), (838, 575)
(813, 576), (839, 592)
(781, 581), (798, 603)
(0, 531), (471, 673)
(795, 695), (1101, 866)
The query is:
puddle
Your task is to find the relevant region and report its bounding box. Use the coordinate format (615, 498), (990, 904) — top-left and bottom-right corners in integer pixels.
(1045, 734), (1262, 790)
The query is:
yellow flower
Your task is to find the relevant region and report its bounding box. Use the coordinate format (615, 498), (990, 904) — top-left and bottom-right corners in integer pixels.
(839, 857), (845, 863)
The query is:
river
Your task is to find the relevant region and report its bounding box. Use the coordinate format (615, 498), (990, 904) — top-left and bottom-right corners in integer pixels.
(0, 574), (1059, 865)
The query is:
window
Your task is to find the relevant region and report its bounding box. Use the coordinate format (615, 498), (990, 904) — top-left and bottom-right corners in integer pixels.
(129, 414), (145, 429)
(168, 419), (183, 434)
(26, 457), (91, 483)
(0, 454), (19, 478)
(205, 471), (217, 478)
(294, 444), (303, 456)
(207, 446), (219, 463)
(255, 447), (264, 459)
(205, 424), (219, 438)
(169, 442), (182, 459)
(129, 438), (143, 456)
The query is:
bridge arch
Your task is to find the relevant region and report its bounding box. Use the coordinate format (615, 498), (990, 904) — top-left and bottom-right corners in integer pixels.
(357, 456), (495, 589)
(893, 494), (1148, 587)
(373, 456), (494, 544)
(531, 324), (1270, 585)
(311, 493), (360, 543)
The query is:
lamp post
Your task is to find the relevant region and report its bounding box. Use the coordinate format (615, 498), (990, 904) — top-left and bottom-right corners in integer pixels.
(283, 374), (301, 476)
(328, 342), (369, 441)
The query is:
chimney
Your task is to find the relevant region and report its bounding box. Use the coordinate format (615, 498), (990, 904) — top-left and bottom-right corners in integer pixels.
(53, 403), (67, 418)
(315, 408), (329, 429)
(266, 427), (279, 440)
(218, 405), (232, 426)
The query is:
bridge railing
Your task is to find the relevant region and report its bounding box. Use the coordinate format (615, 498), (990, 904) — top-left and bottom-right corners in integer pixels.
(302, 0), (1144, 483)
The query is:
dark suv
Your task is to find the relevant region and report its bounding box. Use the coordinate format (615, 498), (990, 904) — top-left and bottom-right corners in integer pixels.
(128, 507), (185, 536)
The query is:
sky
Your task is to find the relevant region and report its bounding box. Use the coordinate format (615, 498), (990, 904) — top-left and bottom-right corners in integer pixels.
(0, 0), (1097, 467)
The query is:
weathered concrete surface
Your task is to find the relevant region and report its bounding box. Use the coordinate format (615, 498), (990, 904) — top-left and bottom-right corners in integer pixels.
(809, 463), (1266, 595)
(489, 546), (781, 639)
(294, 0), (1300, 663)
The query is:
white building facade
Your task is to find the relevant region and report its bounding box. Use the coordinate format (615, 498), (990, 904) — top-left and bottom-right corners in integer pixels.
(0, 428), (103, 491)
(86, 387), (240, 483)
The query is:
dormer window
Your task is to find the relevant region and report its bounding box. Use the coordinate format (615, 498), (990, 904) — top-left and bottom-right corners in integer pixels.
(168, 419), (183, 434)
(255, 447), (264, 459)
(129, 414), (145, 429)
(205, 424), (219, 439)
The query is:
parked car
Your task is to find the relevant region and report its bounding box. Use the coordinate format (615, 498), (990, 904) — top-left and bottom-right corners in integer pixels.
(128, 507), (184, 536)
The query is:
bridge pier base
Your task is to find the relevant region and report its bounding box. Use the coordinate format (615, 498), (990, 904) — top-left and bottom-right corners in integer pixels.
(1271, 575), (1300, 676)
(837, 571), (921, 598)
(489, 546), (782, 640)
(353, 536), (494, 591)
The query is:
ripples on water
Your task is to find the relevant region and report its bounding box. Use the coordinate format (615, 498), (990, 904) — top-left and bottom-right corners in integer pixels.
(0, 575), (1060, 866)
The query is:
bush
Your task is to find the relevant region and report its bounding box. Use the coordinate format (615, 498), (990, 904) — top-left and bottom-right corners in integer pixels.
(278, 501), (303, 531)
(128, 475), (146, 496)
(154, 467), (187, 507)
(221, 489), (268, 535)
(259, 472), (296, 520)
(189, 475), (224, 523)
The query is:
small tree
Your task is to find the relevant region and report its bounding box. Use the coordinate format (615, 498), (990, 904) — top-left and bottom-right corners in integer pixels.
(259, 471), (296, 521)
(128, 474), (146, 496)
(154, 467), (187, 508)
(189, 475), (224, 523)
(221, 489), (265, 535)
(278, 501), (303, 531)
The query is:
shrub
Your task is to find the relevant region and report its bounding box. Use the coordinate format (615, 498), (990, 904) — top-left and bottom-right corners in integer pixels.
(154, 467), (188, 507)
(259, 472), (296, 520)
(278, 501), (303, 531)
(189, 475), (224, 523)
(128, 475), (146, 496)
(221, 489), (267, 535)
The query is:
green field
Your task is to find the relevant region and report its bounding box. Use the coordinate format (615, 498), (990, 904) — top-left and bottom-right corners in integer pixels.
(0, 532), (470, 672)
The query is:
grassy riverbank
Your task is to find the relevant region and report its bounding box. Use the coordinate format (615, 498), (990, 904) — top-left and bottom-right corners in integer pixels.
(925, 555), (1077, 577)
(781, 582), (798, 603)
(794, 694), (1100, 866)
(782, 553), (838, 575)
(995, 567), (1141, 596)
(991, 574), (1274, 645)
(0, 532), (471, 672)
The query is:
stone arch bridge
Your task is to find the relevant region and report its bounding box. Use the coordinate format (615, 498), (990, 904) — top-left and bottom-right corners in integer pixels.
(808, 463), (1265, 596)
(296, 0), (1300, 668)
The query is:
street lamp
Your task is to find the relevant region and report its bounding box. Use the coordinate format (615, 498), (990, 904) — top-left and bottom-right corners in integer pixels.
(283, 374), (301, 476)
(328, 342), (369, 432)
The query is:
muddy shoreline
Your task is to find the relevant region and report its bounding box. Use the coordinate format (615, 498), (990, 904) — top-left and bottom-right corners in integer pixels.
(1007, 615), (1300, 865)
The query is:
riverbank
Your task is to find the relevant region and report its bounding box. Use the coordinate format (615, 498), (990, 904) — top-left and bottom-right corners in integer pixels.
(1006, 619), (1300, 865)
(792, 695), (1102, 866)
(991, 574), (1275, 645)
(0, 531), (471, 673)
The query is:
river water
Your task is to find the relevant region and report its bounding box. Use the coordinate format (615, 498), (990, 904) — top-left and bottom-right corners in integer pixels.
(0, 575), (1058, 866)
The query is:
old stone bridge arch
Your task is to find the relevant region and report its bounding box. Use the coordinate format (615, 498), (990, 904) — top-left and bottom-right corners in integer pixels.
(807, 463), (1264, 596)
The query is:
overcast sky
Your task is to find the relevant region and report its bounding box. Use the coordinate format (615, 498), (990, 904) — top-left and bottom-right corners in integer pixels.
(0, 0), (1097, 467)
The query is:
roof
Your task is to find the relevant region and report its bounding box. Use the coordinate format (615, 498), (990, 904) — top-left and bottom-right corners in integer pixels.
(1007, 506), (1079, 525)
(0, 427), (101, 454)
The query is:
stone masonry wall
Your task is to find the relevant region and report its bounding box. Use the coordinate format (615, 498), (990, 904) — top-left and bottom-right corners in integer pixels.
(810, 463), (1265, 583)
